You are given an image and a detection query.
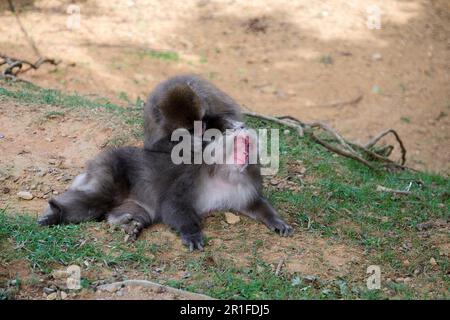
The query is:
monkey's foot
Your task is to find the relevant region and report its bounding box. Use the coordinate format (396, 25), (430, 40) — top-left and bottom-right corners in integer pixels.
(266, 218), (293, 237)
(181, 231), (205, 251)
(122, 220), (144, 242)
(108, 213), (144, 242)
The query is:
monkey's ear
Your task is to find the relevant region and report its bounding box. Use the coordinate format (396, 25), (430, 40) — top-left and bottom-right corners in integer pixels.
(159, 83), (203, 128)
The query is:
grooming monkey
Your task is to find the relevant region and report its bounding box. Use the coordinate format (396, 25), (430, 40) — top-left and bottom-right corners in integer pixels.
(38, 75), (293, 250)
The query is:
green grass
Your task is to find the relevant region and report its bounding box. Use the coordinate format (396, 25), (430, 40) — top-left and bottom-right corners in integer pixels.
(0, 210), (157, 274)
(44, 111), (65, 119)
(318, 54), (333, 65)
(0, 82), (144, 139)
(136, 49), (179, 61)
(0, 79), (449, 299)
(401, 116), (411, 123)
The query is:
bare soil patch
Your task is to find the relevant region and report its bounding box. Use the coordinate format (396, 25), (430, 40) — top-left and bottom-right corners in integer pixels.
(0, 0), (448, 172)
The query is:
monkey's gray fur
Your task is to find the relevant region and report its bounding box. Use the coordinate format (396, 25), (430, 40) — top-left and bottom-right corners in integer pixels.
(38, 75), (293, 250)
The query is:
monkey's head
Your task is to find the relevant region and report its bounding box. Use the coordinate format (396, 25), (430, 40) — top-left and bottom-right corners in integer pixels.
(145, 75), (260, 172)
(162, 82), (256, 170)
(145, 75), (244, 146)
(158, 84), (244, 133)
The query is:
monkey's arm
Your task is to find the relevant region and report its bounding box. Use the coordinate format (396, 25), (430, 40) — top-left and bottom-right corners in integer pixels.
(160, 201), (205, 251)
(241, 196), (293, 236)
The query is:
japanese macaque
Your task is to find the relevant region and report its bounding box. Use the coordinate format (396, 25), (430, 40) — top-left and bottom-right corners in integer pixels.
(38, 75), (293, 250)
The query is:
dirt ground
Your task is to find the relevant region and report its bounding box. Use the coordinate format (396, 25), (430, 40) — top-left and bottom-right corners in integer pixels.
(0, 0), (448, 173)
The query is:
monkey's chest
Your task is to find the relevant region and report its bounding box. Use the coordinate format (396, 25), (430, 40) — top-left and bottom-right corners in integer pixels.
(195, 176), (257, 215)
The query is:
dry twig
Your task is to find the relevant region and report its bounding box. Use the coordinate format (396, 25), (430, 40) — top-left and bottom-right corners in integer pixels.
(243, 110), (413, 172)
(315, 93), (363, 108)
(275, 258), (285, 276)
(7, 0), (40, 57)
(376, 185), (411, 195)
(364, 129), (407, 165)
(97, 280), (214, 300)
(0, 54), (60, 77)
(243, 111), (304, 136)
(1, 1), (60, 79)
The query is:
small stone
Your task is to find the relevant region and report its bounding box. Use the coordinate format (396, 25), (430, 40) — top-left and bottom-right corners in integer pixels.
(270, 179), (280, 186)
(60, 291), (68, 300)
(274, 90), (286, 98)
(61, 174), (72, 182)
(371, 52), (382, 61)
(98, 283), (119, 293)
(46, 292), (58, 300)
(224, 212), (240, 224)
(429, 257), (437, 266)
(45, 138), (54, 142)
(283, 129), (290, 135)
(256, 265), (264, 273)
(43, 287), (55, 295)
(371, 85), (381, 94)
(37, 170), (47, 177)
(154, 267), (163, 273)
(402, 259), (410, 267)
(48, 159), (56, 165)
(17, 191), (34, 200)
(304, 275), (318, 282)
(52, 190), (59, 195)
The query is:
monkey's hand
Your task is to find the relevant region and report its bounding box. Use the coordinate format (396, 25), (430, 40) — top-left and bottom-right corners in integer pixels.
(266, 218), (293, 237)
(181, 231), (205, 251)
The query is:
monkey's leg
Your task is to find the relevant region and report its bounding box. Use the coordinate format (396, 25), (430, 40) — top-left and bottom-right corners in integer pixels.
(38, 189), (110, 226)
(160, 202), (204, 251)
(38, 171), (116, 226)
(107, 200), (153, 241)
(241, 196), (293, 236)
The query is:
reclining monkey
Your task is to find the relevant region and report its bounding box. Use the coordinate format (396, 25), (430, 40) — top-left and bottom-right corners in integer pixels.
(38, 75), (293, 250)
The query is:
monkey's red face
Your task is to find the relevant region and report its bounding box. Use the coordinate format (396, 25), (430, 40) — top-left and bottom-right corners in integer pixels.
(233, 134), (250, 166)
(220, 128), (257, 169)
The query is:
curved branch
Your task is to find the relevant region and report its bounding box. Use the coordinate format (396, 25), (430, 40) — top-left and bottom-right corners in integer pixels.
(364, 129), (406, 165)
(243, 111), (304, 136)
